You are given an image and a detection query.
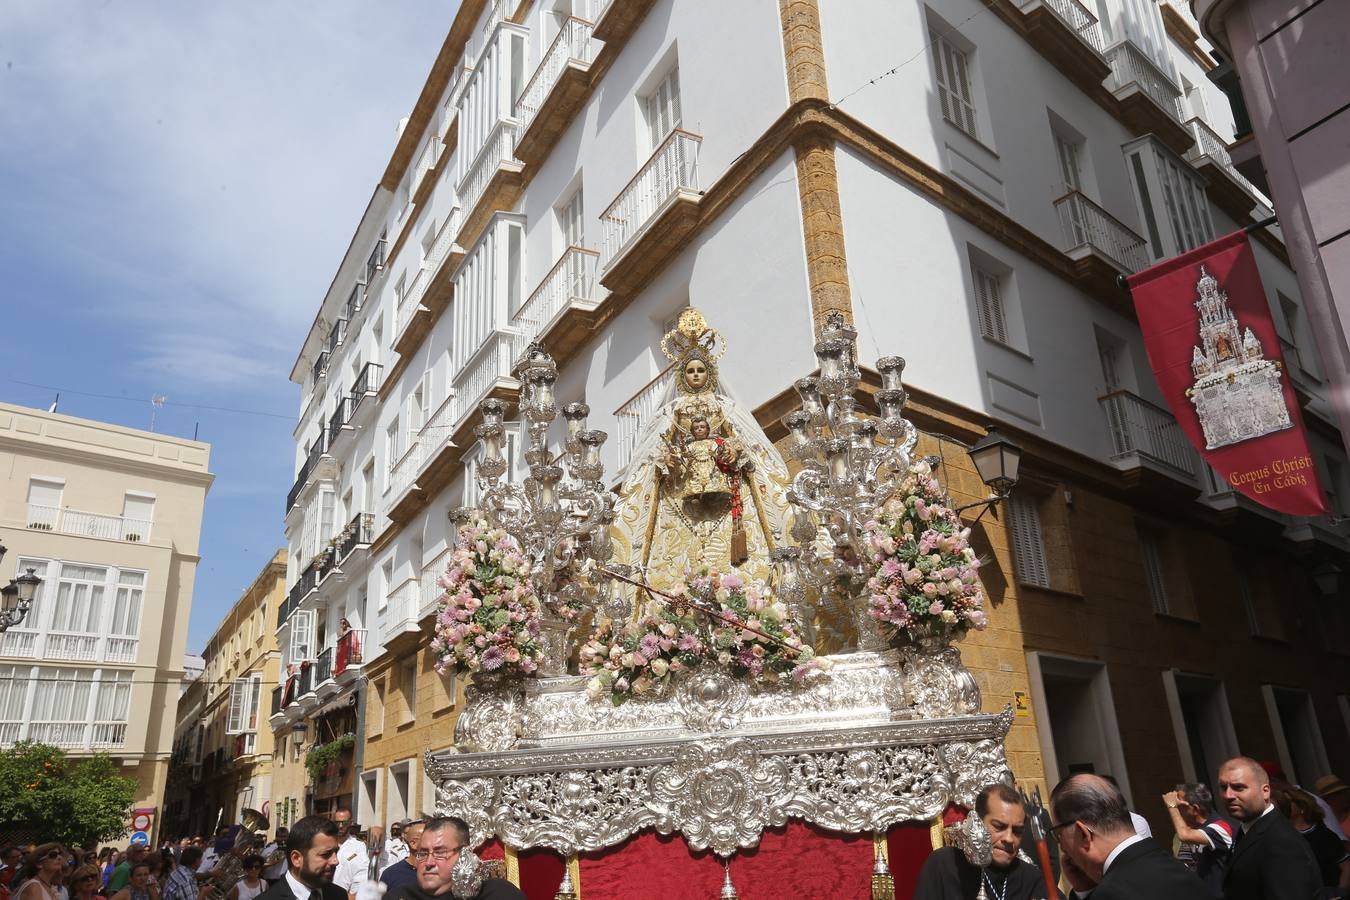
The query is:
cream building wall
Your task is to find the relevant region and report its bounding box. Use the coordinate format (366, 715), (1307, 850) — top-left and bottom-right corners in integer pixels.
(0, 401), (212, 835)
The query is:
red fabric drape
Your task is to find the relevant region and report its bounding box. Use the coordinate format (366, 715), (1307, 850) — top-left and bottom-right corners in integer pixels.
(517, 847), (565, 899)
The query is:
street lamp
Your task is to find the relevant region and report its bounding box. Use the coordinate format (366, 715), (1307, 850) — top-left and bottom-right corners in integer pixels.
(0, 560), (41, 633)
(955, 427), (1025, 522)
(1312, 562), (1341, 596)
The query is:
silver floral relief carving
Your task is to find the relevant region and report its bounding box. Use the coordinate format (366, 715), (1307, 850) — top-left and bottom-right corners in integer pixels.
(901, 647), (982, 718)
(678, 670), (750, 732)
(779, 744), (951, 831)
(650, 740), (792, 857)
(455, 681), (525, 752)
(493, 766), (659, 854)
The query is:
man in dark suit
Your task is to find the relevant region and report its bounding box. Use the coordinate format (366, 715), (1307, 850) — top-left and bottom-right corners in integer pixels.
(253, 816), (347, 900)
(385, 817), (523, 900)
(1050, 773), (1206, 899)
(1217, 756), (1322, 900)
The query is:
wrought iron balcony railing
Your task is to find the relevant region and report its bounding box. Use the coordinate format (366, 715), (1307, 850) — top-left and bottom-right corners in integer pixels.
(512, 246), (599, 341)
(517, 17), (596, 133)
(1099, 389), (1200, 479)
(600, 130), (701, 269)
(1105, 40), (1183, 121)
(1054, 190), (1150, 273)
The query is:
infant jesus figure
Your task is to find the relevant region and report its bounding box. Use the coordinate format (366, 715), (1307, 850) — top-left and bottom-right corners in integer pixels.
(679, 416), (732, 498)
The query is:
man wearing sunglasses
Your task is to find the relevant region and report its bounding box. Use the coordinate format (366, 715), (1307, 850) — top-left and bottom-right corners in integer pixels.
(385, 818), (522, 900)
(1050, 774), (1204, 899)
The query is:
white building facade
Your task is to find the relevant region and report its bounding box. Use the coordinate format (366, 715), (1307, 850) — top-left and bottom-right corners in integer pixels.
(278, 0), (1350, 824)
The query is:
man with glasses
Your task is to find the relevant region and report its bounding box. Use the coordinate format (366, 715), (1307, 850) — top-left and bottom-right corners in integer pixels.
(386, 818), (522, 900)
(1050, 774), (1203, 899)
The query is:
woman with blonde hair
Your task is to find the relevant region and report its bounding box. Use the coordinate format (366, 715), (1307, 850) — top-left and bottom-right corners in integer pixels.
(66, 865), (101, 900)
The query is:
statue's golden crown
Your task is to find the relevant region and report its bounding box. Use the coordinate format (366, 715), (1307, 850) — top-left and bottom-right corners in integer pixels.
(660, 307), (725, 364)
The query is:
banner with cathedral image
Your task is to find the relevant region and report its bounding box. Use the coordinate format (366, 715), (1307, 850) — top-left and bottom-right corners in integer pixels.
(1127, 229), (1327, 516)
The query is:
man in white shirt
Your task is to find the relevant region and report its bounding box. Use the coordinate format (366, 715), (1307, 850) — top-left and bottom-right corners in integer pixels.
(261, 829), (289, 885)
(329, 810), (368, 900)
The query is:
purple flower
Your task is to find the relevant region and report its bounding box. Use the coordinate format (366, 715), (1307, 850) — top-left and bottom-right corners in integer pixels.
(480, 646), (505, 671)
(638, 634), (661, 658)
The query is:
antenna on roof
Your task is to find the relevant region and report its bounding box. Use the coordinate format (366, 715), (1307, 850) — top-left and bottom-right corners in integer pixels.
(150, 394), (168, 432)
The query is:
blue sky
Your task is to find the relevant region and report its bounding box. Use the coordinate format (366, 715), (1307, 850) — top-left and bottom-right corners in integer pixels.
(0, 2), (451, 652)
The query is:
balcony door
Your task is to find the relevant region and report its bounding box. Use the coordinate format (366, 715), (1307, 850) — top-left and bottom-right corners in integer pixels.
(1028, 652), (1135, 801)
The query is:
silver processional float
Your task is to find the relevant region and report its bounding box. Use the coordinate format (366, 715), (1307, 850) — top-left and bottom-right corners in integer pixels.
(417, 309), (1018, 898)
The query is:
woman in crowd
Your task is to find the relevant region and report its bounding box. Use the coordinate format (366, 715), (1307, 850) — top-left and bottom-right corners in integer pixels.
(1275, 785), (1350, 893)
(15, 844), (69, 900)
(224, 855), (265, 900)
(106, 863), (156, 900)
(67, 865), (102, 900)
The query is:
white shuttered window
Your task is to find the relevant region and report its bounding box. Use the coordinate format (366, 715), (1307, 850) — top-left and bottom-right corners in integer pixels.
(931, 32), (977, 138)
(972, 265), (1009, 344)
(226, 677), (249, 734)
(1007, 494), (1050, 587)
(646, 67), (682, 149)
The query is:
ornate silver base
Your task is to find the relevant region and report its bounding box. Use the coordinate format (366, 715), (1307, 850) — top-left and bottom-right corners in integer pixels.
(428, 649), (1011, 858)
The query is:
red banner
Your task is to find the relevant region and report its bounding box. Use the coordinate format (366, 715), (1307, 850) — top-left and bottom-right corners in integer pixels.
(1126, 230), (1326, 516)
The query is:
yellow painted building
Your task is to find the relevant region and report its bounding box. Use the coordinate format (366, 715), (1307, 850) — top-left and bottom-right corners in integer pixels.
(165, 551), (287, 836)
(0, 401), (212, 837)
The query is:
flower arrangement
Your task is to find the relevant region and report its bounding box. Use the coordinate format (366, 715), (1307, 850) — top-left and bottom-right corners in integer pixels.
(686, 570), (823, 684)
(863, 460), (987, 646)
(430, 519), (544, 677)
(579, 602), (706, 705)
(581, 569), (826, 705)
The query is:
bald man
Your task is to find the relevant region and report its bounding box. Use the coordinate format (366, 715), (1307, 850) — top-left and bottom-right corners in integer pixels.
(1050, 773), (1203, 900)
(1217, 756), (1321, 900)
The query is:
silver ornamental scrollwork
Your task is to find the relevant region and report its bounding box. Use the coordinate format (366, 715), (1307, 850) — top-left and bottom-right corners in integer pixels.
(651, 739), (791, 857)
(492, 767), (658, 853)
(780, 744), (950, 830)
(455, 679), (525, 752)
(435, 777), (497, 850)
(678, 670), (750, 732)
(902, 647), (981, 718)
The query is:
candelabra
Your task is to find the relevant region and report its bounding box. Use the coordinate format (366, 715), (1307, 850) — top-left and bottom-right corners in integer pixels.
(779, 311), (920, 652)
(474, 343), (616, 675)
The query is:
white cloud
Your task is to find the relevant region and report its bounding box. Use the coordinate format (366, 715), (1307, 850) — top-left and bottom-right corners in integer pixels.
(0, 0), (450, 387)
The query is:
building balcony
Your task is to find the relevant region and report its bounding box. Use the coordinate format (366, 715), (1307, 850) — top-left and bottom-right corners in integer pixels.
(1104, 40), (1192, 153)
(515, 17), (598, 167)
(335, 512), (375, 567)
(1016, 0), (1110, 88)
(335, 628), (366, 683)
(452, 329), (527, 432)
(26, 503), (154, 543)
(381, 579), (423, 646)
(271, 685), (284, 717)
(418, 550), (452, 621)
(392, 210), (463, 361)
(0, 629), (139, 665)
(349, 362), (383, 421)
(296, 662), (319, 710)
(1183, 116), (1270, 219)
(312, 350), (330, 384)
(599, 130), (702, 294)
(327, 397), (352, 452)
(286, 433), (333, 513)
(615, 364), (676, 472)
(456, 118), (524, 249)
(279, 568), (318, 628)
(326, 318), (348, 356)
(314, 646), (338, 698)
(0, 720), (127, 751)
(512, 246), (601, 355)
(1159, 0), (1201, 44)
(343, 280), (366, 323)
(592, 0), (658, 44)
(366, 238), (387, 285)
(1099, 389), (1201, 486)
(1054, 190), (1149, 291)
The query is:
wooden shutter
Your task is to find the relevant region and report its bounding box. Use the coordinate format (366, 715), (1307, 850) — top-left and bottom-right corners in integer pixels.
(932, 33), (977, 137)
(1136, 525), (1170, 614)
(973, 265), (1009, 344)
(1007, 494), (1050, 587)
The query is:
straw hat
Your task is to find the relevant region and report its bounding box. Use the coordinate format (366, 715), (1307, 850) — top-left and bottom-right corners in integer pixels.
(1312, 773), (1350, 799)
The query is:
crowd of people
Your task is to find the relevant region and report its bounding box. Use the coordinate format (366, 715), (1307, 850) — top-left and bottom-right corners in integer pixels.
(1, 756), (1346, 899)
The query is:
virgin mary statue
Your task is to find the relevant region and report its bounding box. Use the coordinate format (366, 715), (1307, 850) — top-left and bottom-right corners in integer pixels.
(611, 309), (794, 590)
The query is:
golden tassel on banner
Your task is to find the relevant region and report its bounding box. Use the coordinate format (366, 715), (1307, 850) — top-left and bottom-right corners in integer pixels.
(553, 855), (579, 900)
(930, 815), (945, 850)
(504, 847), (520, 887)
(870, 832), (895, 900)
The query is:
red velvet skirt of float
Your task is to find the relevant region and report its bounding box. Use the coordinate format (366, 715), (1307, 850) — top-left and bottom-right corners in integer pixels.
(508, 821), (936, 900)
